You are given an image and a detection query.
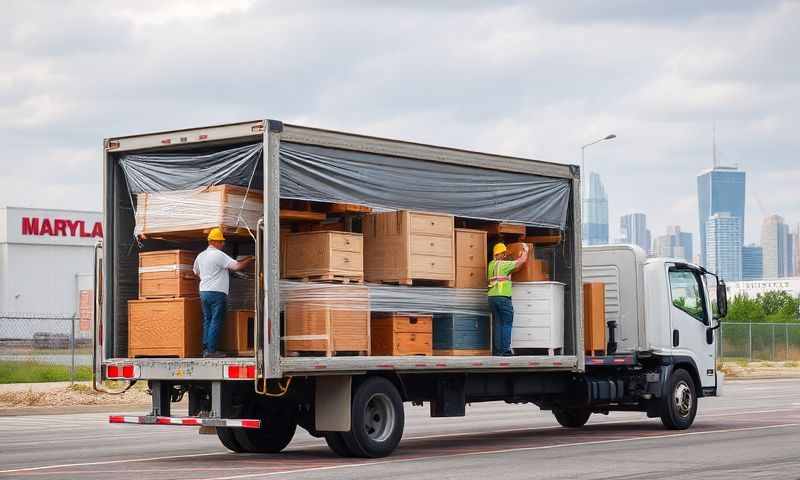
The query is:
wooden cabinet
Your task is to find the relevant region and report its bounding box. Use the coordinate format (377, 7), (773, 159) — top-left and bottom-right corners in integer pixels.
(128, 297), (202, 358)
(138, 250), (198, 299)
(510, 282), (564, 354)
(507, 242), (549, 282)
(363, 211), (454, 286)
(219, 309), (254, 356)
(455, 228), (487, 289)
(371, 313), (433, 356)
(433, 313), (491, 355)
(284, 231), (364, 282)
(284, 285), (370, 356)
(583, 283), (606, 355)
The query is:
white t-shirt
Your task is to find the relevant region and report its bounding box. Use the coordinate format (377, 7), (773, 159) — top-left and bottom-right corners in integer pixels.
(193, 246), (237, 294)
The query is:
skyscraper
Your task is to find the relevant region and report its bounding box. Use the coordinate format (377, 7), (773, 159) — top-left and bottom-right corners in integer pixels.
(706, 213), (742, 281)
(741, 245), (763, 281)
(652, 226), (693, 261)
(583, 172), (609, 246)
(697, 166), (746, 266)
(761, 214), (791, 278)
(619, 213), (651, 254)
(794, 224), (800, 277)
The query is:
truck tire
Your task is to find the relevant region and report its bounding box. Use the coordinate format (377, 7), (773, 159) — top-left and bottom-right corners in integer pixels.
(324, 432), (353, 457)
(340, 377), (404, 458)
(552, 407), (592, 428)
(234, 405), (297, 453)
(660, 368), (697, 430)
(216, 427), (245, 453)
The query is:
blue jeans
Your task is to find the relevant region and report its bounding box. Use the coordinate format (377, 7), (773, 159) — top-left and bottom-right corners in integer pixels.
(200, 291), (227, 353)
(489, 296), (514, 355)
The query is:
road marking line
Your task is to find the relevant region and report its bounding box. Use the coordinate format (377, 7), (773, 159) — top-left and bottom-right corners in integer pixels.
(2, 407), (798, 474)
(192, 423), (800, 480)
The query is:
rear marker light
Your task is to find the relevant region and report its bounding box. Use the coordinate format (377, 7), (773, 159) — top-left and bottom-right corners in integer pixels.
(225, 364), (256, 379)
(107, 365), (119, 377)
(107, 141), (120, 150)
(198, 134), (208, 140)
(161, 138), (171, 144)
(122, 365), (135, 378)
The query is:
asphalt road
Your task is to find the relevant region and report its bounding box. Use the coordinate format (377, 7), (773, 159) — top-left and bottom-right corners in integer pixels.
(1, 378), (799, 479)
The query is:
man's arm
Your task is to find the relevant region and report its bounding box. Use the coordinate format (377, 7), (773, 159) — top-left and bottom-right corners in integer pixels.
(511, 244), (530, 272)
(228, 255), (255, 272)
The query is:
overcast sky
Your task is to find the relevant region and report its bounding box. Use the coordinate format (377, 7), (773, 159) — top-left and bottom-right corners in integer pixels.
(2, 0), (798, 250)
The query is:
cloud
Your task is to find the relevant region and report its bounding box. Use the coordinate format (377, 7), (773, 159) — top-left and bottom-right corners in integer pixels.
(0, 0), (798, 250)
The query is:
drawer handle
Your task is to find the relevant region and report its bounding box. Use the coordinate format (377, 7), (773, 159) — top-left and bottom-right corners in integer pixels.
(430, 221), (435, 226)
(430, 262), (436, 266)
(343, 257), (350, 263)
(468, 255), (474, 260)
(345, 240), (350, 245)
(430, 242), (435, 247)
(470, 272), (475, 277)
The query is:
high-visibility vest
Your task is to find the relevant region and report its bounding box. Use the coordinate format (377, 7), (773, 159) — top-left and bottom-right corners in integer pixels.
(487, 262), (511, 290)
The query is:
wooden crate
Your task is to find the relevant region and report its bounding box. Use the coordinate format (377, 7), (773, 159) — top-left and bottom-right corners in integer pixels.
(138, 250), (198, 299)
(284, 285), (370, 356)
(284, 231), (364, 282)
(455, 228), (487, 289)
(219, 309), (255, 356)
(371, 313), (433, 356)
(363, 211), (454, 286)
(128, 297), (202, 358)
(433, 313), (491, 354)
(583, 283), (606, 356)
(135, 184), (263, 240)
(507, 242), (549, 282)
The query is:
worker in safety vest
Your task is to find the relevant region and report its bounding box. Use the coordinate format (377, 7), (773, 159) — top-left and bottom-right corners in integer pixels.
(193, 228), (254, 358)
(487, 242), (529, 356)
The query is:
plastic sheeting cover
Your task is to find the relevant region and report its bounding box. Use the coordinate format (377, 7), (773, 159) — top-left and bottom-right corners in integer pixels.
(280, 143), (571, 229)
(120, 143), (263, 193)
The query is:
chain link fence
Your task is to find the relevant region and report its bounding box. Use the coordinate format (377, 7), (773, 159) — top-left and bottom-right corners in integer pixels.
(720, 322), (800, 363)
(0, 313), (93, 383)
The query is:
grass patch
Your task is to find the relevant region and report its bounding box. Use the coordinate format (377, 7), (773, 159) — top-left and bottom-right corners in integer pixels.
(0, 361), (92, 384)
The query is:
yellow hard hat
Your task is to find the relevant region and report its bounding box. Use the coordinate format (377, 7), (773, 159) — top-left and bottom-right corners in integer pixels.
(208, 227), (226, 241)
(493, 243), (507, 256)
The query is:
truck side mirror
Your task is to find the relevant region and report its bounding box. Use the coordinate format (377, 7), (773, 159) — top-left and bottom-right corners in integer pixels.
(716, 280), (728, 318)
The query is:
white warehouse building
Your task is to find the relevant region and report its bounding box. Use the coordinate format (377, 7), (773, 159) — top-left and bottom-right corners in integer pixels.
(0, 206), (102, 339)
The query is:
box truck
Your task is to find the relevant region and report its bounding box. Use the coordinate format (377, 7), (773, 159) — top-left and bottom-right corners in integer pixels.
(95, 119), (727, 458)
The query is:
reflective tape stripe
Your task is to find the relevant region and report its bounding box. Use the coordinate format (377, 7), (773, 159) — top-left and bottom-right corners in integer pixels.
(109, 415), (261, 429)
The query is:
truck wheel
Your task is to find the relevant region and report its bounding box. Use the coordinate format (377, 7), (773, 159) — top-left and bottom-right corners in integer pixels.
(660, 368), (697, 430)
(552, 407), (592, 428)
(216, 427), (245, 453)
(234, 405), (297, 453)
(341, 377), (404, 458)
(324, 432), (353, 457)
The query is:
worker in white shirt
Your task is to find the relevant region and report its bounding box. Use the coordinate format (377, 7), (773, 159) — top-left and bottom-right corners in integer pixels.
(193, 228), (255, 358)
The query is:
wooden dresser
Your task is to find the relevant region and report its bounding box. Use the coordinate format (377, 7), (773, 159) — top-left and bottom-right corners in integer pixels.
(432, 313), (491, 355)
(455, 228), (487, 289)
(128, 297), (202, 358)
(363, 211), (455, 286)
(371, 313), (433, 356)
(283, 231), (364, 282)
(510, 282), (564, 355)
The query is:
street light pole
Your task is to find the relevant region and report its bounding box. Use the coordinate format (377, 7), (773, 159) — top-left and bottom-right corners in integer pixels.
(581, 134), (617, 181)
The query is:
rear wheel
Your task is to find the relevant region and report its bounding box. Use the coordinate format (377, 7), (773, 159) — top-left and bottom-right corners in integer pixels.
(660, 368), (697, 430)
(324, 432), (353, 457)
(216, 427), (245, 453)
(234, 403), (297, 453)
(552, 407), (592, 428)
(340, 377), (404, 458)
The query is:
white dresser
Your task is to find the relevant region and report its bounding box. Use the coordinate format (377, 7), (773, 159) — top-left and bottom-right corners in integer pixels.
(511, 282), (565, 354)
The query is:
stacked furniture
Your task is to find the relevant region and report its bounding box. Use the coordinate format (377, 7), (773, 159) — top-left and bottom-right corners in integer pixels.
(284, 284), (370, 357)
(283, 231), (364, 282)
(510, 281), (565, 355)
(370, 313), (433, 356)
(129, 249), (202, 358)
(363, 210), (455, 286)
(432, 313), (491, 356)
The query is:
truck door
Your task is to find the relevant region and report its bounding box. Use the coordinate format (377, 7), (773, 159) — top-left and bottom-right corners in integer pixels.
(667, 266), (716, 388)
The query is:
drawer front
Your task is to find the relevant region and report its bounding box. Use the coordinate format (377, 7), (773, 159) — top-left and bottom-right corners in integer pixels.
(512, 283), (564, 300)
(411, 234), (453, 257)
(330, 250), (364, 273)
(452, 315), (490, 333)
(513, 312), (559, 329)
(512, 298), (554, 315)
(456, 231), (485, 267)
(456, 266), (485, 289)
(511, 326), (553, 346)
(410, 254), (453, 278)
(410, 213), (453, 237)
(375, 314), (433, 333)
(329, 233), (363, 253)
(393, 332), (433, 355)
(434, 330), (489, 350)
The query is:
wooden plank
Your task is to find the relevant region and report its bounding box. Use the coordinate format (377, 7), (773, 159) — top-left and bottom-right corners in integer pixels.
(485, 222), (526, 236)
(326, 203), (373, 214)
(524, 234), (562, 246)
(280, 209), (327, 222)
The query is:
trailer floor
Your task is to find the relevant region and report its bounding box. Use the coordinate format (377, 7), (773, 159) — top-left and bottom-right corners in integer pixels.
(1, 379), (799, 480)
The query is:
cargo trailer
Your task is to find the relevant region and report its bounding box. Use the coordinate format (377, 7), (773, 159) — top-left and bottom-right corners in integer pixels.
(95, 119), (726, 457)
